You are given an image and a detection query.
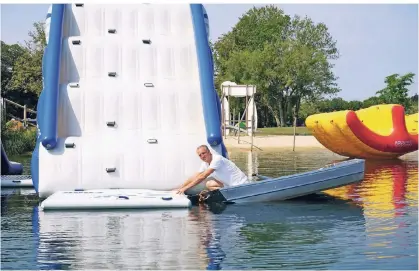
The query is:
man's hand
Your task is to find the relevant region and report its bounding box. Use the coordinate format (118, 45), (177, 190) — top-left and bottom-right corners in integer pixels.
(176, 188), (186, 195)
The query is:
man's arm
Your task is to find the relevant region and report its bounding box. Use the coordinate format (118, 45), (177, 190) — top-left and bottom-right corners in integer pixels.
(173, 172), (201, 191)
(177, 168), (215, 194)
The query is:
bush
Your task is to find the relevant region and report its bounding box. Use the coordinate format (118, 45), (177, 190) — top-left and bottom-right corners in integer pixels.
(1, 119), (37, 156)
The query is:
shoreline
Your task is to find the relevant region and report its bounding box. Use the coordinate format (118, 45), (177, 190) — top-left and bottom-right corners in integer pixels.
(223, 136), (419, 161)
(223, 135), (325, 150)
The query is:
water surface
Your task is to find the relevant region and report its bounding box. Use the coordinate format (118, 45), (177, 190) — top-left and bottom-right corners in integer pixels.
(1, 148), (417, 270)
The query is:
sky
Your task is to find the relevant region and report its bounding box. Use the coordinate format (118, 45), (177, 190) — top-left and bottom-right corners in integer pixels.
(1, 3), (418, 101)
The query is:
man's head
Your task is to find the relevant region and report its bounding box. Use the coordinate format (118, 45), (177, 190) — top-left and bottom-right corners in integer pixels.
(196, 145), (212, 163)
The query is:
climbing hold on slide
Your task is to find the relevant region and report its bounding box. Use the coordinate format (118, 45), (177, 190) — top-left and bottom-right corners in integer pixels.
(305, 104), (418, 159)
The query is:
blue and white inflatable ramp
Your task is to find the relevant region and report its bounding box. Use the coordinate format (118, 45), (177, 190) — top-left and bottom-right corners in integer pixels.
(32, 4), (228, 209)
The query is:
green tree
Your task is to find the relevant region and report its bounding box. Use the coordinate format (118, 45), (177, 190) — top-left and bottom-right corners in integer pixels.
(406, 94), (418, 114)
(376, 73), (415, 110)
(25, 21), (47, 52)
(298, 100), (319, 124)
(1, 41), (27, 95)
(280, 15), (340, 127)
(212, 5), (340, 127)
(8, 21), (46, 98)
(362, 96), (383, 108)
(346, 100), (363, 111)
(213, 6), (292, 126)
(1, 41), (38, 120)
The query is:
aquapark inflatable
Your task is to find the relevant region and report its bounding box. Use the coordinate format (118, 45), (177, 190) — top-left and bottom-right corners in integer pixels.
(1, 141), (33, 188)
(29, 4), (366, 210)
(305, 104), (418, 159)
(31, 4), (228, 199)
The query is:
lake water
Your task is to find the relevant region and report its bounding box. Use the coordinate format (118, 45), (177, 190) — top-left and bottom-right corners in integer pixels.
(1, 148), (418, 270)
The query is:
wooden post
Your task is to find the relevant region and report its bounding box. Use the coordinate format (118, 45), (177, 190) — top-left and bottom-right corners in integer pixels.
(252, 86), (255, 150)
(292, 106), (297, 151)
(1, 99), (4, 122)
(2, 98), (37, 126)
(221, 86), (226, 138)
(23, 104), (27, 128)
(245, 85), (248, 136)
(237, 113), (240, 144)
(3, 100), (6, 122)
(226, 85), (231, 138)
(251, 114), (254, 152)
(232, 108), (235, 135)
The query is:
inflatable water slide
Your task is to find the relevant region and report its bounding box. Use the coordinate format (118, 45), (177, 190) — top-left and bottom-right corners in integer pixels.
(306, 104), (418, 159)
(31, 4), (228, 202)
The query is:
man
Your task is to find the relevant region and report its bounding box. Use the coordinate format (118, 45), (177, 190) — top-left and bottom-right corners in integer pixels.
(174, 145), (249, 195)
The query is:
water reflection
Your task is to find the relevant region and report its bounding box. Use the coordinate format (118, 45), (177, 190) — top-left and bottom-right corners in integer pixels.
(205, 197), (366, 270)
(32, 208), (206, 270)
(324, 156), (418, 264)
(229, 147), (350, 178)
(28, 195), (365, 270)
(1, 149), (417, 270)
(324, 158), (418, 218)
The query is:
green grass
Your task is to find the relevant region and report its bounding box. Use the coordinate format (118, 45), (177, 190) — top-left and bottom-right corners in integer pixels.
(1, 121), (37, 156)
(255, 126), (312, 136)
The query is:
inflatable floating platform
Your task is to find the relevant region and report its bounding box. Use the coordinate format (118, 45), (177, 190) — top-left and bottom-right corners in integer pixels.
(1, 175), (33, 188)
(40, 189), (191, 210)
(306, 104), (418, 159)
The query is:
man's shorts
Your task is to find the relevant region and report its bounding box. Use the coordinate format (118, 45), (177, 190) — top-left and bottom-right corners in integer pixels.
(185, 176), (220, 195)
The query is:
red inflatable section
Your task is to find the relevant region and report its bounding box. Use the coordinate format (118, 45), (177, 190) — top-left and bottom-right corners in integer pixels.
(346, 105), (418, 154)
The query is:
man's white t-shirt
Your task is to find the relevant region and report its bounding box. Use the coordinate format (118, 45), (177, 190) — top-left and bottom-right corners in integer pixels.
(199, 154), (249, 187)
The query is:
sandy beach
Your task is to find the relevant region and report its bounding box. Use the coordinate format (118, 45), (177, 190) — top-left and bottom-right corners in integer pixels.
(223, 135), (325, 150)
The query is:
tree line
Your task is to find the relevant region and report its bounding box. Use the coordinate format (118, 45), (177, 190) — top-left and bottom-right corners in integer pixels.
(1, 22), (45, 120)
(1, 7), (417, 129)
(212, 5), (417, 127)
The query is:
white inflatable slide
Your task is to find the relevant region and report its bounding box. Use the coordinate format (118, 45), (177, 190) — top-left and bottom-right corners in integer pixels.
(32, 4), (228, 209)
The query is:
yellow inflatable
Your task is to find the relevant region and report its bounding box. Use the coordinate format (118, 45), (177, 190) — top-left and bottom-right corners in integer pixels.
(305, 104), (418, 159)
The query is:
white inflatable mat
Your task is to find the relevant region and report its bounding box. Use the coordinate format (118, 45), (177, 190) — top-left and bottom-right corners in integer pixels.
(40, 189), (191, 211)
(1, 175), (33, 187)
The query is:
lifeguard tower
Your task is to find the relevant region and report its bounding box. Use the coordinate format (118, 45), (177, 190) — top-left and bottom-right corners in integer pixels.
(220, 81), (257, 137)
